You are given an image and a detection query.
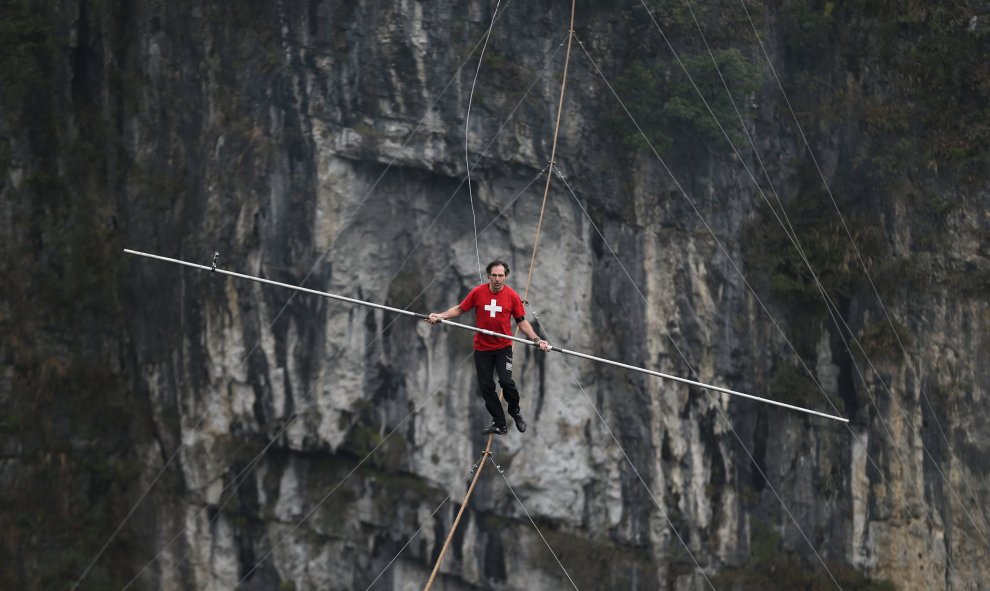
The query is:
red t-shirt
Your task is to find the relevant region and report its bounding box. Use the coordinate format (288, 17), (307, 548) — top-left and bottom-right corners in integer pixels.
(459, 283), (525, 351)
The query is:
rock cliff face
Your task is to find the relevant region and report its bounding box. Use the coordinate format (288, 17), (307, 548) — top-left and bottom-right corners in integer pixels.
(3, 1), (990, 589)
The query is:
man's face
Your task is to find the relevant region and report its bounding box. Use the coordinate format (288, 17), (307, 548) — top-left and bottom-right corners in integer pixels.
(487, 265), (507, 292)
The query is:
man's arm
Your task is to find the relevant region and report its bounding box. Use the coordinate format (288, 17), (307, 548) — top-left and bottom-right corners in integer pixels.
(427, 305), (464, 324)
(516, 319), (551, 351)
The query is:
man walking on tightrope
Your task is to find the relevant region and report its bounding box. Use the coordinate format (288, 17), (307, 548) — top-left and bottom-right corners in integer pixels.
(427, 260), (551, 435)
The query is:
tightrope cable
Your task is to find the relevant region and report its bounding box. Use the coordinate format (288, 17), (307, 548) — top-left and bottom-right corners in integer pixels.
(521, 0), (577, 306)
(238, 350), (476, 585)
(423, 436), (494, 590)
(70, 8), (525, 587)
(118, 24), (561, 591)
(132, 150), (543, 586)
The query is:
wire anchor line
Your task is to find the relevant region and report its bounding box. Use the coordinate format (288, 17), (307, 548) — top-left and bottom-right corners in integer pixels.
(125, 249), (847, 423)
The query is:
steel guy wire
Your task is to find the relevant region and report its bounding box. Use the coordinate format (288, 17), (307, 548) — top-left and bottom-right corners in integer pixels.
(660, 0), (968, 560)
(572, 38), (849, 420)
(551, 356), (717, 590)
(552, 41), (844, 579)
(638, 0), (912, 493)
(489, 455), (581, 591)
(550, 166), (700, 375)
(576, 10), (954, 576)
(628, 343), (844, 591)
(520, 294), (717, 588)
(465, 0), (503, 283)
(659, 0), (918, 482)
(533, 277), (831, 590)
(666, 0), (988, 555)
(364, 489), (455, 590)
(735, 0), (989, 543)
(383, 35), (566, 290)
(570, 342), (835, 589)
(551, 285), (805, 589)
(734, 0), (960, 471)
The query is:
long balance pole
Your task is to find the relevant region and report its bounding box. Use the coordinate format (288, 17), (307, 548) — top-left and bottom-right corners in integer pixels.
(123, 249), (848, 423)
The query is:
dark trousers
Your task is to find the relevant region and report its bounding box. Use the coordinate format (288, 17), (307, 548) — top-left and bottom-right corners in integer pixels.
(474, 346), (520, 427)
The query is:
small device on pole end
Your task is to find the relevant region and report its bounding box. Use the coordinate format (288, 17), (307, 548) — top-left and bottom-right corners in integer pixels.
(211, 252), (220, 272)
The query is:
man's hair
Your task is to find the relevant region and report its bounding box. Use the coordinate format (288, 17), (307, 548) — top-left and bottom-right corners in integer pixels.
(486, 259), (510, 276)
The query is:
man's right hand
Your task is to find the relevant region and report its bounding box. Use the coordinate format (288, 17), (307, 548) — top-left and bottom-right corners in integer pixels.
(427, 313), (442, 324)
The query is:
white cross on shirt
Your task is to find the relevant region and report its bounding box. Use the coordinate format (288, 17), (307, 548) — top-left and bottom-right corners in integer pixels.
(484, 298), (502, 318)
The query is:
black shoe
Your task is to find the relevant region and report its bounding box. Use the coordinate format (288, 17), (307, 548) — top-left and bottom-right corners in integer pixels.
(481, 422), (508, 435)
(511, 413), (527, 433)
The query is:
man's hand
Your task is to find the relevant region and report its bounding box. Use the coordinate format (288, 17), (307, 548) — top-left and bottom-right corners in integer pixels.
(427, 313), (442, 324)
(535, 338), (551, 352)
